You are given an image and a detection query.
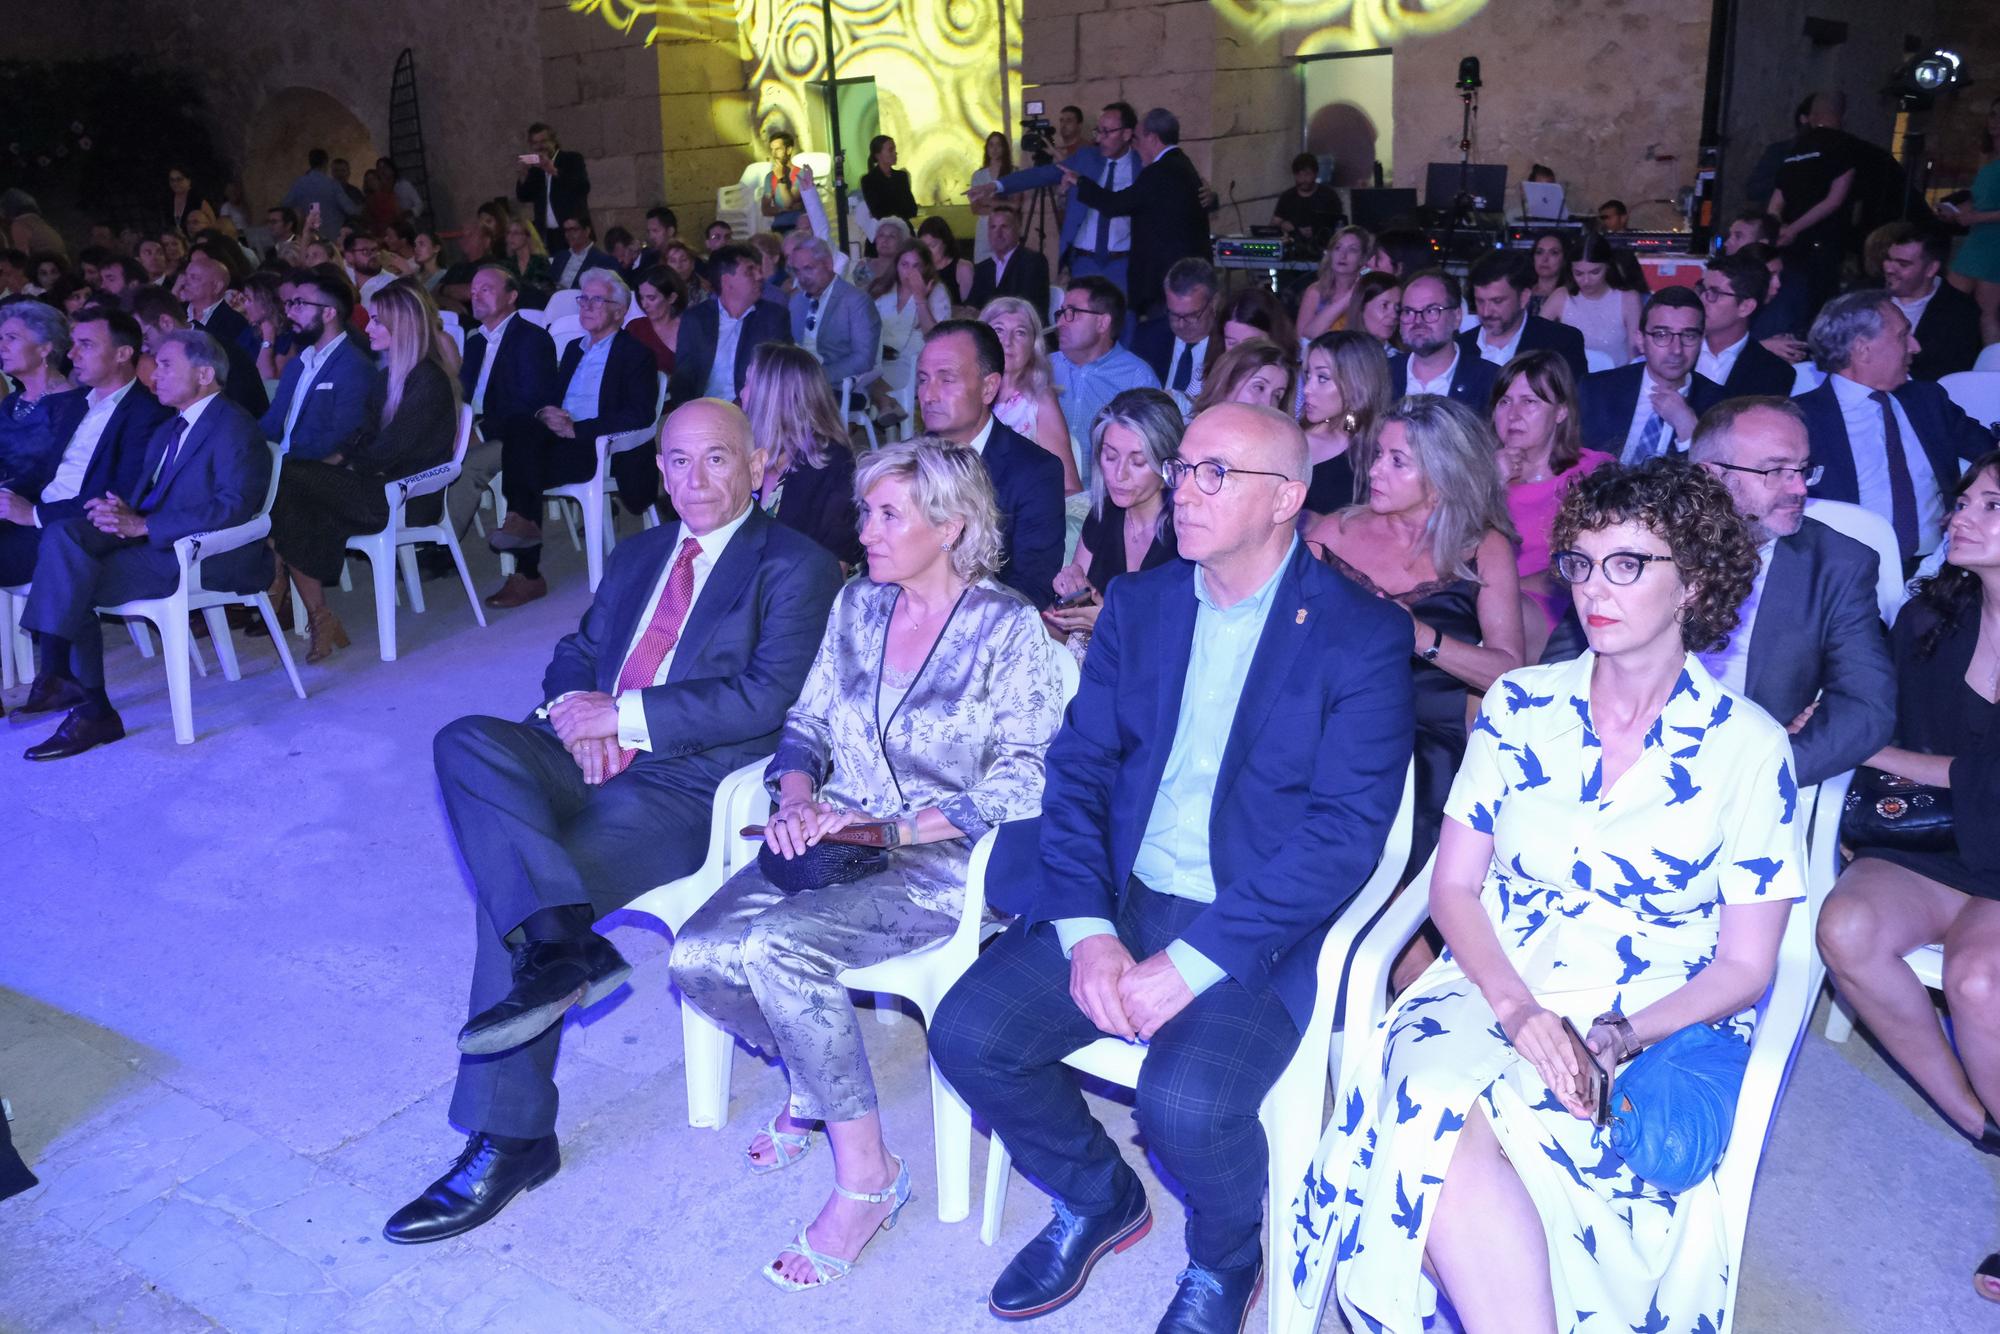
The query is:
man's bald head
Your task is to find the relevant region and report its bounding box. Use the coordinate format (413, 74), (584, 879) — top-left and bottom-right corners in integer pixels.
(181, 251), (231, 311)
(1172, 402), (1309, 573)
(656, 398), (765, 536)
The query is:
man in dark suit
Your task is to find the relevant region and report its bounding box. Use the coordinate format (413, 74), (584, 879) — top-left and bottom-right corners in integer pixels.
(665, 244), (792, 413)
(914, 320), (1064, 607)
(487, 269), (660, 608)
(1577, 287), (1727, 463)
(786, 235), (880, 389)
(977, 101), (1142, 297)
(0, 306), (170, 590)
(1881, 223), (1984, 382)
(1694, 253), (1799, 397)
(176, 249), (258, 358)
(1063, 107), (1210, 326)
(549, 211), (621, 291)
(1388, 269), (1499, 408)
(1131, 257), (1217, 398)
(447, 265), (560, 540)
(259, 268), (374, 460)
(1688, 397), (1895, 784)
(1798, 290), (1996, 569)
(966, 205), (1052, 325)
(382, 399), (843, 1245)
(130, 284), (270, 422)
(14, 330), (272, 759)
(930, 403), (1414, 1331)
(1459, 250), (1588, 379)
(514, 121), (590, 252)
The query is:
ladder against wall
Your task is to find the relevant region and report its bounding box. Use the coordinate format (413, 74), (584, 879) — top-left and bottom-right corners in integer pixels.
(388, 49), (434, 219)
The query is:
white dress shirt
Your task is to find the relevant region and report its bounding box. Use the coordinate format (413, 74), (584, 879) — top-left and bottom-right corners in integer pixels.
(280, 334), (344, 450)
(1620, 371), (1694, 463)
(1167, 335), (1209, 396)
(614, 504), (754, 749)
(963, 413), (996, 456)
(1407, 346), (1461, 397)
(469, 311), (515, 415)
(1474, 317), (1526, 366)
(557, 247), (589, 291)
(39, 379), (135, 518)
(1073, 150), (1137, 256)
(152, 390), (222, 491)
(1696, 334), (1748, 387)
(1829, 372), (1945, 554)
(989, 246), (1016, 289)
(1891, 278), (1940, 337)
(705, 306), (748, 402)
(1696, 539), (1774, 694)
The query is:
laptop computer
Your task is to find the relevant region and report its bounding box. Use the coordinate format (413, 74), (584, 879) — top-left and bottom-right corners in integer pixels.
(1521, 182), (1567, 221)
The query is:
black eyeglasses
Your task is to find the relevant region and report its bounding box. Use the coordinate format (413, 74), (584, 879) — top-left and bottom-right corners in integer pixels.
(1641, 328), (1704, 348)
(1398, 303), (1452, 323)
(1707, 460), (1824, 486)
(282, 298), (333, 311)
(1550, 549), (1676, 586)
(1056, 305), (1107, 322)
(1161, 458), (1292, 494)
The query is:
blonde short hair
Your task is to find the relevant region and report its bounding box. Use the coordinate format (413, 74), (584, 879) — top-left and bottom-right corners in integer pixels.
(852, 436), (1004, 583)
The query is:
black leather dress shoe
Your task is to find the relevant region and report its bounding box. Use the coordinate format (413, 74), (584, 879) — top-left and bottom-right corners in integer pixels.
(1156, 1257), (1263, 1334)
(990, 1171), (1151, 1320)
(382, 1133), (558, 1244)
(24, 708), (125, 761)
(456, 932), (631, 1055)
(9, 676), (87, 727)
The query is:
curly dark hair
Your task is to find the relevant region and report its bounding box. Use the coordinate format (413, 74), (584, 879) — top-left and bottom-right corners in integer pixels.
(1549, 458), (1758, 654)
(1911, 451), (2000, 658)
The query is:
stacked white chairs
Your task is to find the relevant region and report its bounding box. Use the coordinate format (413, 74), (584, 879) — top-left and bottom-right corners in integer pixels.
(95, 443), (307, 744)
(342, 405), (487, 662)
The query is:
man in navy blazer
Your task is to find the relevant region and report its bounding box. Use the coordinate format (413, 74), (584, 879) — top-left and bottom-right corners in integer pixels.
(1797, 290), (1996, 566)
(1459, 251), (1588, 380)
(1389, 270), (1498, 408)
(1694, 253), (1799, 398)
(447, 265), (559, 539)
(0, 306), (171, 588)
(978, 100), (1142, 295)
(259, 268), (374, 462)
(786, 236), (880, 389)
(1577, 288), (1727, 462)
(1880, 224), (1986, 382)
(915, 320), (1065, 606)
(931, 403), (1413, 1330)
(16, 330), (272, 759)
(1064, 107), (1211, 325)
(966, 205), (1055, 325)
(382, 400), (841, 1245)
(487, 269), (660, 608)
(549, 212), (622, 291)
(666, 245), (792, 409)
(130, 284), (270, 421)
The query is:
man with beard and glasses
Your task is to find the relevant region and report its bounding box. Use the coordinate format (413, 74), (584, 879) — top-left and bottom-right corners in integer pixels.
(1388, 269), (1497, 408)
(260, 267), (375, 462)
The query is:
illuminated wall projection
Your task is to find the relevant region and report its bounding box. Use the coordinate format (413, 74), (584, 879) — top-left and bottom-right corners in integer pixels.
(573, 0), (1018, 209)
(1211, 0), (1487, 57)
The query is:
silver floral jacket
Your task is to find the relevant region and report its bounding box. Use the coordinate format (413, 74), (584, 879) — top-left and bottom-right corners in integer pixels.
(768, 577), (1064, 910)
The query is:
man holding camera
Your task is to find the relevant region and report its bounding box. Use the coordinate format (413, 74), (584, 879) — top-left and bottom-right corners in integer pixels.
(514, 123), (591, 252)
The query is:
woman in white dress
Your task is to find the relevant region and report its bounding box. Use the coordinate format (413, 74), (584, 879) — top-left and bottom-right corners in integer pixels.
(872, 244), (951, 426)
(1559, 232), (1643, 367)
(1292, 459), (1806, 1334)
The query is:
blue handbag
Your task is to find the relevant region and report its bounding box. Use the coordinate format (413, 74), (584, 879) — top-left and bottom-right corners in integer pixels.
(1606, 1023), (1749, 1193)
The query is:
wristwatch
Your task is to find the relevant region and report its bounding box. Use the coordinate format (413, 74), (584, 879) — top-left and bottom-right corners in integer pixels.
(1417, 624), (1443, 663)
(1592, 1009), (1641, 1064)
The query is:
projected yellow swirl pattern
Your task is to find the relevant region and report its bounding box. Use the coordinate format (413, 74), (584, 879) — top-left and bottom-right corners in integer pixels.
(571, 0), (1486, 198)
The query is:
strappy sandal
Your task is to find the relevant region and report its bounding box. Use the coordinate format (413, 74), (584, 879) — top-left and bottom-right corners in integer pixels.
(1976, 1254), (2000, 1304)
(747, 1115), (817, 1176)
(763, 1155), (913, 1292)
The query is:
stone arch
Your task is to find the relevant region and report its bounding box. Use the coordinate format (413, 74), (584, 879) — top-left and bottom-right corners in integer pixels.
(243, 87), (379, 219)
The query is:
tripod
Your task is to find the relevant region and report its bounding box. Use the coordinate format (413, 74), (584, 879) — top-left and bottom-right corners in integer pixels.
(1020, 182), (1060, 262)
(1449, 84), (1482, 229)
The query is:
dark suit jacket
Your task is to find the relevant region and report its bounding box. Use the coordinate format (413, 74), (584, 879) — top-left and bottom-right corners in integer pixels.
(553, 245), (621, 289)
(667, 298), (793, 407)
(259, 334), (375, 461)
(1717, 337), (1798, 397)
(35, 382), (174, 525)
(515, 150), (590, 232)
(773, 449), (861, 567)
(1797, 376), (1995, 511)
(554, 330), (659, 444)
(981, 418), (1065, 608)
(967, 248), (1052, 325)
(135, 394), (274, 593)
(1388, 348), (1499, 409)
(1003, 542), (1414, 1030)
(540, 509), (842, 775)
(1459, 315), (1587, 382)
(461, 314), (558, 438)
(1577, 364), (1727, 459)
(197, 302), (259, 359)
(1743, 517), (1897, 787)
(1910, 281), (1984, 382)
(1072, 145), (1210, 321)
(220, 335), (271, 421)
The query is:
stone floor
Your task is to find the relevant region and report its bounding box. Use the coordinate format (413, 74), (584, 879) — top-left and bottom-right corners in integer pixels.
(1, 535), (1996, 1334)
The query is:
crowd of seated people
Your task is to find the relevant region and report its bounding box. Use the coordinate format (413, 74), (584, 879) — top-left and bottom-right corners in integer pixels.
(5, 79), (2000, 1327)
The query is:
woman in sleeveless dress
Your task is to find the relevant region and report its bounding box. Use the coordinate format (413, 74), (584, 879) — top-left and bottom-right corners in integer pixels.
(1559, 232), (1643, 367)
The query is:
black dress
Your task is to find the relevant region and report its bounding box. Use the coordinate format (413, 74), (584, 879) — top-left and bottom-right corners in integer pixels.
(1304, 452), (1356, 516)
(766, 444), (862, 568)
(1079, 499), (1177, 593)
(1322, 548), (1484, 878)
(1864, 599), (2000, 900)
(862, 168), (918, 224)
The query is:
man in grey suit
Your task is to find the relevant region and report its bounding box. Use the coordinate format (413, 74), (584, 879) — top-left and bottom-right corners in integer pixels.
(382, 400), (843, 1245)
(788, 235), (880, 393)
(1688, 396), (1894, 785)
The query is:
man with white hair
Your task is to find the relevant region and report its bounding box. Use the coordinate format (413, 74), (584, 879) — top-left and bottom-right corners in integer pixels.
(486, 268), (658, 607)
(1795, 289), (1995, 570)
(786, 233), (881, 391)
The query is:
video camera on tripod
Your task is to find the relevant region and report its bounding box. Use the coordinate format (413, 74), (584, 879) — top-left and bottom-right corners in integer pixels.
(1019, 99), (1056, 167)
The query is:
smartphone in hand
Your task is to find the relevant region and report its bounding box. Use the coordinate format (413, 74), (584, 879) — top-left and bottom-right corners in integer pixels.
(1559, 1017), (1609, 1126)
(1050, 586), (1095, 610)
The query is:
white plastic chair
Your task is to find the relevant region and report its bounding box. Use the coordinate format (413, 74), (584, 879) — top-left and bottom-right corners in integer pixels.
(542, 373), (668, 591)
(713, 183), (758, 242)
(515, 308), (550, 329)
(342, 405), (487, 661)
(96, 444), (307, 744)
(1973, 342), (2000, 372)
(547, 315), (584, 352)
(977, 762), (1413, 1331)
(1814, 767), (1946, 1045)
(1938, 370), (2000, 431)
(0, 584), (31, 688)
(839, 374), (878, 451)
(1584, 347), (1615, 374)
(542, 288), (582, 323)
(1803, 498), (1906, 624)
(620, 759), (777, 1129)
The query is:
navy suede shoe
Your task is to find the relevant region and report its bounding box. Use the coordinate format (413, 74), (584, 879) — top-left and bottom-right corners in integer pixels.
(988, 1170), (1151, 1320)
(1155, 1257), (1263, 1334)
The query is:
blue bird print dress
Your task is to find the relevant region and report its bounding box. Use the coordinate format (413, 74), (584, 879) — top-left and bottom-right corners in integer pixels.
(1290, 652), (1805, 1334)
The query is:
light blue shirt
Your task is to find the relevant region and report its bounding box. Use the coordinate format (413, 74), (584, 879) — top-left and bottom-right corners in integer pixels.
(1049, 344), (1160, 489)
(1053, 539), (1297, 996)
(561, 331), (616, 421)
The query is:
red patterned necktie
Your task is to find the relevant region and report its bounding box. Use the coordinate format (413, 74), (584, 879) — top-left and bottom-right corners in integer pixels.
(605, 537), (702, 776)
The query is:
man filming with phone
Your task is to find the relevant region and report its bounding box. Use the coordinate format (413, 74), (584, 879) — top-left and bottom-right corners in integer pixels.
(514, 122), (591, 252)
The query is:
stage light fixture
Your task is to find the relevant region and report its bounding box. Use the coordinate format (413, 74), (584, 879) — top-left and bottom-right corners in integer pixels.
(1891, 47), (1964, 99)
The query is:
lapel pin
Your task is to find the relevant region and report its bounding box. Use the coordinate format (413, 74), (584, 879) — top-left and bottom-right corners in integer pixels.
(1295, 608), (1308, 625)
